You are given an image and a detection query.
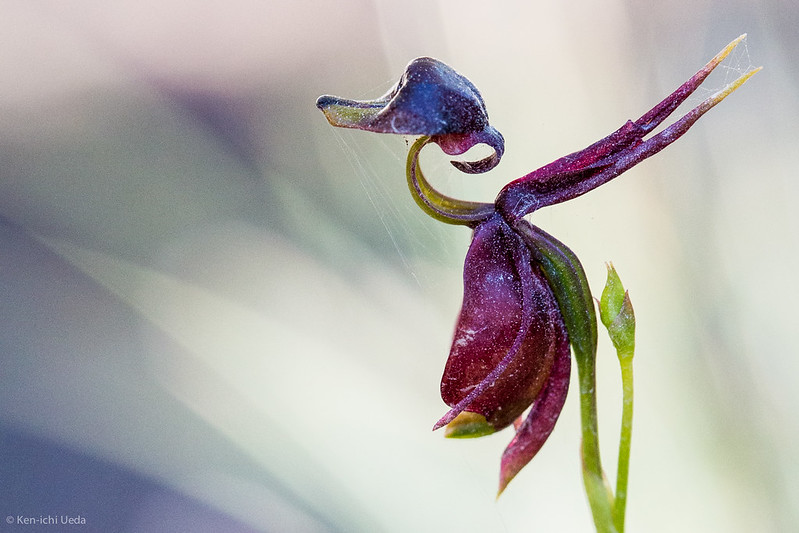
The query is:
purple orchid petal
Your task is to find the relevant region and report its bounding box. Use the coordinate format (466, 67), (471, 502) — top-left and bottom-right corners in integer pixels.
(436, 214), (566, 432)
(498, 327), (571, 495)
(317, 57), (504, 173)
(496, 35), (758, 220)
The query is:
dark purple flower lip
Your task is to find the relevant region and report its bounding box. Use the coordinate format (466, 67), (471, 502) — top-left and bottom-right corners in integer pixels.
(317, 57), (504, 173)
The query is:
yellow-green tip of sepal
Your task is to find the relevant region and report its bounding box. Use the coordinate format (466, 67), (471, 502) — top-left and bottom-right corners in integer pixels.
(444, 411), (496, 438)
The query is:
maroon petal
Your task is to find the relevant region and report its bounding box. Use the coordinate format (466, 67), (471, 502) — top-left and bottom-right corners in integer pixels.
(495, 36), (756, 220)
(436, 214), (565, 432)
(498, 327), (571, 495)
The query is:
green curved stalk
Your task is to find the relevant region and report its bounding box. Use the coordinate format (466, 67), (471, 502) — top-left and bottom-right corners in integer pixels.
(405, 136), (495, 226)
(514, 222), (615, 533)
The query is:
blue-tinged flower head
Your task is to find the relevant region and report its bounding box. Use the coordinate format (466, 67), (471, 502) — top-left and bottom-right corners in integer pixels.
(317, 57), (504, 173)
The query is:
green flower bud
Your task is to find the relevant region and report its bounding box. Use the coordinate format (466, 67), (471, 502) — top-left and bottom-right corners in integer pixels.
(599, 263), (635, 357)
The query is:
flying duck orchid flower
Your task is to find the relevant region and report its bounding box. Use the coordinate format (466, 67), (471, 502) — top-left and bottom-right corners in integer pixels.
(317, 36), (759, 519)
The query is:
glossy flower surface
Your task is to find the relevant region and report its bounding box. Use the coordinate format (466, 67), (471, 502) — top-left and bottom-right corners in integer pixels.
(317, 36), (758, 494)
(439, 214), (570, 438)
(317, 57), (504, 173)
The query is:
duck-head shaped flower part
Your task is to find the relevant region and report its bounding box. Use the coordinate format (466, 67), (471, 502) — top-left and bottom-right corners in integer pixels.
(317, 37), (759, 495)
(317, 57), (504, 174)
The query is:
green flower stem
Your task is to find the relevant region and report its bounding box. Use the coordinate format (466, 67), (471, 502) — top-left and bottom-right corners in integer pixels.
(599, 264), (636, 533)
(579, 384), (616, 533)
(405, 136), (495, 226)
(577, 357), (616, 533)
(613, 352), (634, 533)
(514, 222), (615, 533)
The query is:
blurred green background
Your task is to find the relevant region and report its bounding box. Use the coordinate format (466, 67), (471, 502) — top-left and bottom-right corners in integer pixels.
(1, 1), (796, 532)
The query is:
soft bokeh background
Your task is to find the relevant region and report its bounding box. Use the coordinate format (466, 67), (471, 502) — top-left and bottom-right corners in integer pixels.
(1, 1), (796, 532)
